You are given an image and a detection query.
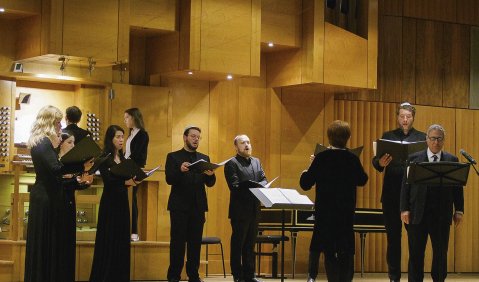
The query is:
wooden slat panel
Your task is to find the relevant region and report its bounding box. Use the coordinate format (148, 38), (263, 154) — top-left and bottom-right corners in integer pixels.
(404, 0), (456, 22)
(378, 16), (403, 102)
(401, 18), (416, 104)
(456, 0), (479, 26)
(470, 27), (479, 109)
(379, 0), (403, 16)
(415, 20), (443, 107)
(442, 23), (470, 109)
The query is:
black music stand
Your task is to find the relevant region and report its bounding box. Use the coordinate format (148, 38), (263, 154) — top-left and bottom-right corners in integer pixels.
(406, 161), (470, 186)
(406, 161), (469, 280)
(250, 188), (314, 282)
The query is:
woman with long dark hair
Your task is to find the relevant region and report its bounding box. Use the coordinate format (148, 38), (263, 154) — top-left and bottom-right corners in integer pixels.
(90, 125), (137, 282)
(124, 108), (149, 241)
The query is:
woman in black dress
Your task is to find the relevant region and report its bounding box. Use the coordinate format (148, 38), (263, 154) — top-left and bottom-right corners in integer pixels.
(124, 107), (149, 241)
(24, 105), (65, 282)
(300, 120), (368, 282)
(90, 125), (137, 282)
(57, 130), (93, 282)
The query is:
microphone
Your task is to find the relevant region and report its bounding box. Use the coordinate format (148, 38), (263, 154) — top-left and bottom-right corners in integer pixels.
(460, 149), (477, 164)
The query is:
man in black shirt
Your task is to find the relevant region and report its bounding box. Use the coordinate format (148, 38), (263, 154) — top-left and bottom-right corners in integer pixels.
(64, 106), (91, 144)
(224, 135), (267, 282)
(165, 126), (216, 282)
(372, 102), (426, 282)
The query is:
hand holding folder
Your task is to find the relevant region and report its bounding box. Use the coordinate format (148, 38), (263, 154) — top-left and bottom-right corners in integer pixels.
(110, 159), (161, 182)
(60, 137), (103, 164)
(187, 158), (232, 172)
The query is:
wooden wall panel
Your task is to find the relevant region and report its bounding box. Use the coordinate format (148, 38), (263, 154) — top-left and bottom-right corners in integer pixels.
(15, 15), (41, 60)
(471, 27), (479, 109)
(455, 109), (479, 272)
(130, 0), (177, 31)
(443, 23), (470, 109)
(415, 20), (443, 107)
(265, 49), (302, 88)
(401, 18), (416, 104)
(301, 0), (324, 84)
(403, 0), (456, 22)
(63, 0), (119, 62)
(379, 0), (403, 16)
(367, 0), (379, 89)
(0, 19), (16, 72)
(456, 0), (479, 26)
(324, 24), (368, 87)
(129, 34), (147, 86)
(200, 0), (254, 75)
(261, 0), (302, 47)
(378, 16), (403, 102)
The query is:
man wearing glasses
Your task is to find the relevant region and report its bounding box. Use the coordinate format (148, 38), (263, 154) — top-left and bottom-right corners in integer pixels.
(372, 102), (426, 282)
(400, 124), (464, 282)
(165, 126), (216, 282)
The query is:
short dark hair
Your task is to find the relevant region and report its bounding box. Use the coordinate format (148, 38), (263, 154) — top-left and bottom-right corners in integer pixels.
(66, 106), (82, 123)
(125, 108), (145, 131)
(327, 120), (351, 149)
(183, 126), (201, 136)
(396, 102), (416, 117)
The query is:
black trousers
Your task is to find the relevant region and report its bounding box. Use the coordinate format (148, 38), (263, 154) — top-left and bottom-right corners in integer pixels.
(406, 212), (450, 282)
(230, 215), (258, 280)
(131, 186), (139, 234)
(324, 252), (354, 282)
(382, 198), (403, 280)
(167, 209), (205, 282)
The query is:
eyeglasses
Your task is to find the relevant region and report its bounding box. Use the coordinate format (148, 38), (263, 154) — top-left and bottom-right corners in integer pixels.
(188, 134), (201, 140)
(428, 136), (444, 142)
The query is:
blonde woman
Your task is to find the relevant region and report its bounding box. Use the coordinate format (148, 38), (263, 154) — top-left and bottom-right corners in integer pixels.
(24, 106), (90, 282)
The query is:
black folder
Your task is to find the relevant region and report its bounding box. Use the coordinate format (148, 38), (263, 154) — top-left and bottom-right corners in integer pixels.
(60, 137), (103, 164)
(375, 139), (426, 163)
(314, 143), (363, 157)
(187, 158), (231, 172)
(86, 153), (111, 175)
(109, 159), (147, 181)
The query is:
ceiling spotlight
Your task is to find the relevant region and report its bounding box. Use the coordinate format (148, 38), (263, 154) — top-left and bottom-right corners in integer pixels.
(187, 71), (193, 75)
(268, 42), (274, 47)
(0, 8), (5, 13)
(226, 74), (233, 80)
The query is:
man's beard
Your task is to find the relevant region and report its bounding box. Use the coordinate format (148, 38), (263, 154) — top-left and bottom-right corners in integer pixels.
(186, 141), (197, 151)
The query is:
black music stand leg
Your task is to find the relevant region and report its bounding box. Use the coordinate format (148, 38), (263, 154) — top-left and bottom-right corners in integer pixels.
(360, 232), (366, 277)
(291, 231), (298, 279)
(281, 209), (285, 282)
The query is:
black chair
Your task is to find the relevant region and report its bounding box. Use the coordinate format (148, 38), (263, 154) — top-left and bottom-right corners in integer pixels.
(255, 234), (289, 278)
(201, 237), (226, 278)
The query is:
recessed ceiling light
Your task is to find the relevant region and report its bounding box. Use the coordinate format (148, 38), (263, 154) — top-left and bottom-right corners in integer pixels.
(187, 71), (193, 75)
(226, 74), (233, 80)
(0, 8), (5, 13)
(268, 42), (274, 47)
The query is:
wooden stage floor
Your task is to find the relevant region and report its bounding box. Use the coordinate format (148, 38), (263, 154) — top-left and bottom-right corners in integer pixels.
(134, 273), (479, 281)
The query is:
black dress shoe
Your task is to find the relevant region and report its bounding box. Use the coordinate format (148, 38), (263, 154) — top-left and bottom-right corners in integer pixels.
(233, 277), (244, 282)
(246, 278), (261, 282)
(390, 280), (400, 282)
(188, 280), (204, 282)
(307, 277), (315, 282)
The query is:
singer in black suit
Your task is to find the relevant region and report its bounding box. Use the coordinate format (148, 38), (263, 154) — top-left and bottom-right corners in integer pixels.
(372, 102), (426, 282)
(165, 126), (216, 282)
(65, 106), (91, 144)
(400, 124), (464, 282)
(224, 135), (267, 282)
(300, 120), (368, 282)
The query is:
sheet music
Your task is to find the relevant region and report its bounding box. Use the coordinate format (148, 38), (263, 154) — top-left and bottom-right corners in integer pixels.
(264, 176), (279, 188)
(146, 165), (161, 177)
(278, 189), (314, 205)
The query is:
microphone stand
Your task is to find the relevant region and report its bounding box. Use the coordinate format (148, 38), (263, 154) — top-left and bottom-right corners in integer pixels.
(464, 159), (479, 175)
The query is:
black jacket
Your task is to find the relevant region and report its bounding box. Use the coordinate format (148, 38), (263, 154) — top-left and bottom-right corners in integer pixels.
(165, 148), (216, 212)
(224, 155), (267, 220)
(400, 150), (464, 225)
(127, 129), (149, 167)
(64, 124), (91, 145)
(372, 127), (426, 203)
